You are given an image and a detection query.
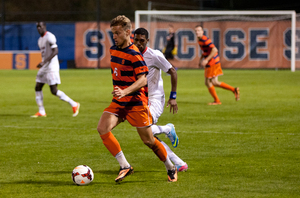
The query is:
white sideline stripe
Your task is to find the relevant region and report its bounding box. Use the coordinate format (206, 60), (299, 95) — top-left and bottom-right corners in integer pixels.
(181, 131), (296, 136)
(2, 126), (296, 136)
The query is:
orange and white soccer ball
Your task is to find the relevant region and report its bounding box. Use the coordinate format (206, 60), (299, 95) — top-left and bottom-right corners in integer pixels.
(72, 165), (94, 185)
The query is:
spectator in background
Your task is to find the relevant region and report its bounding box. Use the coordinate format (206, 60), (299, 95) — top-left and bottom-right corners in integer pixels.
(164, 24), (176, 60)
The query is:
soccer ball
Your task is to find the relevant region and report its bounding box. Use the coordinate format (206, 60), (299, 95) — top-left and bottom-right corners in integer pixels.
(72, 165), (94, 185)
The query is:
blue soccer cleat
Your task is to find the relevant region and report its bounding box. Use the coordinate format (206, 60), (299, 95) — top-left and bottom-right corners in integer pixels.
(166, 123), (179, 148)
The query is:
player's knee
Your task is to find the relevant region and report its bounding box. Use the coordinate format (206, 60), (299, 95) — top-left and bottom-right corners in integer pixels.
(143, 139), (155, 148)
(212, 81), (220, 87)
(96, 125), (103, 134)
(35, 85), (42, 91)
(50, 88), (57, 95)
(97, 125), (108, 135)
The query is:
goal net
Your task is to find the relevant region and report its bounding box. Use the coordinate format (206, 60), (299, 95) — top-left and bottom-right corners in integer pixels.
(135, 10), (298, 71)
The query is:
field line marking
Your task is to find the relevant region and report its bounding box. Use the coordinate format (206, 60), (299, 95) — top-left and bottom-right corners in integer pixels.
(181, 130), (296, 135)
(1, 126), (296, 136)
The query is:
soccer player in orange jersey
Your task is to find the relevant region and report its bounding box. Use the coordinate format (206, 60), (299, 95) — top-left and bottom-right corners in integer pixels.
(97, 15), (177, 182)
(195, 25), (240, 105)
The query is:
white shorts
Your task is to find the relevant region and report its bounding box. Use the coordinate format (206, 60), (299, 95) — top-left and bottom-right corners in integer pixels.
(149, 96), (165, 124)
(36, 70), (61, 85)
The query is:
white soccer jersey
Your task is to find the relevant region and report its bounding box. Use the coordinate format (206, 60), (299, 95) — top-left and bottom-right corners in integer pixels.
(142, 47), (172, 99)
(38, 31), (60, 72)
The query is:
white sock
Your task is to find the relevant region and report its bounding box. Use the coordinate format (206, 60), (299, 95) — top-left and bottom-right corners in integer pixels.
(161, 141), (185, 166)
(151, 125), (171, 136)
(164, 156), (175, 171)
(35, 91), (46, 115)
(56, 90), (77, 107)
(115, 151), (130, 169)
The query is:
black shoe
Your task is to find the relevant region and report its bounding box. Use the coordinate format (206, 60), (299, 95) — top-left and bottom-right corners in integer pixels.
(167, 167), (178, 182)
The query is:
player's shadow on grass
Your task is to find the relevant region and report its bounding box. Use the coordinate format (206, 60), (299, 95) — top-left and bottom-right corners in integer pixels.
(0, 180), (72, 186)
(4, 170), (165, 185)
(93, 170), (164, 174)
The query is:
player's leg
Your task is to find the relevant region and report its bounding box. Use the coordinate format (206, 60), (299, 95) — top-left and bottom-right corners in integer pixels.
(31, 82), (47, 117)
(97, 111), (132, 182)
(50, 82), (80, 117)
(211, 77), (240, 101)
(151, 124), (178, 148)
(211, 63), (240, 101)
(137, 127), (177, 182)
(149, 98), (179, 147)
(155, 137), (188, 172)
(206, 77), (221, 105)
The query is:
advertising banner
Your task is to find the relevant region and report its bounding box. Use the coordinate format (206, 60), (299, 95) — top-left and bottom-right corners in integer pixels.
(75, 21), (300, 69)
(0, 51), (40, 70)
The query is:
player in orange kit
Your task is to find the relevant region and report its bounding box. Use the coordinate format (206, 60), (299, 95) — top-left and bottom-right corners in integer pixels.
(195, 25), (240, 105)
(97, 15), (177, 183)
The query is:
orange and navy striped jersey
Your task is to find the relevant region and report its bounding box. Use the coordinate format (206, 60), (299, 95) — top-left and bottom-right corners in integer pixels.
(198, 35), (220, 66)
(130, 33), (134, 43)
(110, 43), (149, 107)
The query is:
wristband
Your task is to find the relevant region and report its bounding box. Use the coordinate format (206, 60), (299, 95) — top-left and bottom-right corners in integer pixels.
(170, 91), (177, 99)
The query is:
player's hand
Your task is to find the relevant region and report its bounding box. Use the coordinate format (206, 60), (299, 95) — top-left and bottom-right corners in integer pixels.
(201, 59), (208, 67)
(198, 62), (202, 68)
(166, 99), (178, 114)
(37, 62), (45, 68)
(112, 86), (126, 99)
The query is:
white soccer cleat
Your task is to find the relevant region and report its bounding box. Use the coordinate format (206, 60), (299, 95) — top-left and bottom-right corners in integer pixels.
(72, 102), (80, 117)
(31, 112), (47, 118)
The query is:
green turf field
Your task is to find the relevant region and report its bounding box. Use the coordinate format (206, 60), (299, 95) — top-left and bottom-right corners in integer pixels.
(0, 69), (299, 197)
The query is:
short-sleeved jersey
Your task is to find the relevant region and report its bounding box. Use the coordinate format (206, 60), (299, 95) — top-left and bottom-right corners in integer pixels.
(130, 33), (134, 43)
(142, 47), (172, 99)
(110, 43), (149, 107)
(198, 35), (220, 66)
(38, 31), (60, 72)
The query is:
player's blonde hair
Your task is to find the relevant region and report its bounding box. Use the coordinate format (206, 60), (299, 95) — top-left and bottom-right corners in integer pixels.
(110, 15), (132, 31)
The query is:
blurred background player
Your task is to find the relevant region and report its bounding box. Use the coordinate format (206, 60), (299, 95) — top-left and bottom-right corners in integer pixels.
(134, 27), (188, 172)
(163, 24), (176, 61)
(97, 15), (177, 183)
(195, 25), (240, 105)
(31, 21), (80, 117)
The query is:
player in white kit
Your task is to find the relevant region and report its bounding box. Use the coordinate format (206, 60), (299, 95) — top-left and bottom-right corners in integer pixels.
(31, 22), (80, 117)
(133, 28), (188, 172)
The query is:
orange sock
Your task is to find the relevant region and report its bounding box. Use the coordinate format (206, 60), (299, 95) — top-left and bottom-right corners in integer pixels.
(208, 86), (220, 102)
(100, 132), (122, 157)
(220, 82), (235, 92)
(149, 138), (167, 162)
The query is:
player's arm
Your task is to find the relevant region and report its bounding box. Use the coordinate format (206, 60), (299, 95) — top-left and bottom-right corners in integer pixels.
(112, 73), (147, 99)
(200, 46), (218, 67)
(198, 54), (204, 68)
(37, 46), (58, 68)
(166, 67), (178, 114)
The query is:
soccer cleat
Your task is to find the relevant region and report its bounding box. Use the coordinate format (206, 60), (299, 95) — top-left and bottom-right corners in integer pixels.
(31, 112), (47, 118)
(166, 123), (179, 148)
(72, 102), (80, 117)
(208, 101), (222, 105)
(115, 166), (134, 182)
(234, 87), (240, 101)
(167, 167), (178, 182)
(176, 163), (188, 172)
